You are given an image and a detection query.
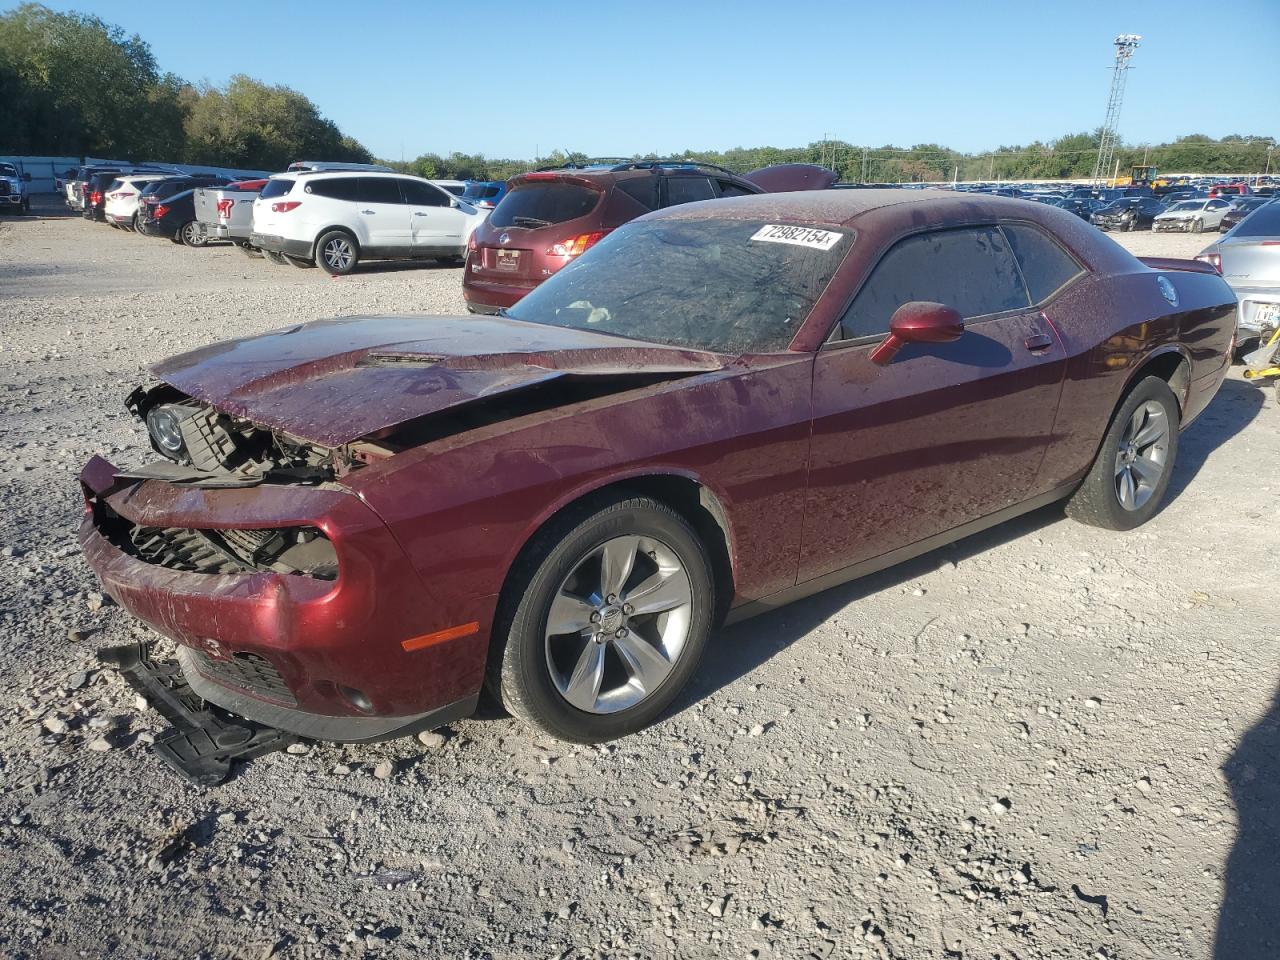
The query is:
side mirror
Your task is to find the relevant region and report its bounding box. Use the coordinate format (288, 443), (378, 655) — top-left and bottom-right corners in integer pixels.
(869, 302), (965, 365)
(22, 172), (32, 182)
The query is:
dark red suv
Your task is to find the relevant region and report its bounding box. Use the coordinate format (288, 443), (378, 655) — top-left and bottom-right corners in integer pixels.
(463, 161), (828, 313)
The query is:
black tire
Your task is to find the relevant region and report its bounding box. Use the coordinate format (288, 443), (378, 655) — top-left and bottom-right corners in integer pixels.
(263, 250), (288, 265)
(1191, 218), (1204, 234)
(283, 253), (315, 269)
(1065, 376), (1180, 531)
(168, 232), (184, 245)
(315, 230), (358, 275)
(131, 212), (140, 232)
(180, 221), (206, 247)
(489, 493), (715, 743)
(21, 198), (30, 215)
(236, 242), (264, 258)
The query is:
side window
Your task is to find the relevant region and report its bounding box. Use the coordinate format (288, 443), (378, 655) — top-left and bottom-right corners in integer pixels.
(1001, 224), (1084, 304)
(400, 179), (448, 206)
(616, 177), (658, 211)
(1208, 199), (1229, 211)
(715, 180), (754, 198)
(838, 227), (1029, 340)
(358, 177), (404, 204)
(663, 176), (715, 207)
(306, 178), (358, 201)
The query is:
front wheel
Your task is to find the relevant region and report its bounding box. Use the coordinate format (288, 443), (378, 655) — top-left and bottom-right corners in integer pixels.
(1065, 376), (1180, 531)
(490, 494), (714, 742)
(315, 231), (358, 275)
(1191, 218), (1204, 234)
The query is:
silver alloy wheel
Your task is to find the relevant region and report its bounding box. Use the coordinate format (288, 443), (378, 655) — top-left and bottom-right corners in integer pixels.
(1114, 399), (1170, 511)
(323, 237), (353, 271)
(544, 535), (693, 715)
(181, 221), (201, 245)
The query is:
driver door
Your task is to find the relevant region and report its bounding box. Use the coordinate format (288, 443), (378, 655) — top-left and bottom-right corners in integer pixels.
(798, 225), (1068, 582)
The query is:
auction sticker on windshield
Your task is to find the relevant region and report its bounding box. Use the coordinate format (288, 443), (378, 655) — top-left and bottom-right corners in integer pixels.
(750, 224), (844, 251)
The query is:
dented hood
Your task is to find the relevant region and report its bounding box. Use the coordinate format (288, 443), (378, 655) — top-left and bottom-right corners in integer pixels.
(151, 314), (727, 446)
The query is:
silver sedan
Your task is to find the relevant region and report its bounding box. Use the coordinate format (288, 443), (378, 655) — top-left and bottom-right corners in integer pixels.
(1197, 200), (1280, 342)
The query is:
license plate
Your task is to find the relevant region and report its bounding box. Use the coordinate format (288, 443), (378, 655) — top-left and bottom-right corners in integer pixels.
(1256, 303), (1279, 329)
(495, 249), (521, 272)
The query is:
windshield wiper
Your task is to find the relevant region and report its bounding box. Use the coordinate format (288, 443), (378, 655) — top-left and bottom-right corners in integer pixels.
(511, 216), (551, 227)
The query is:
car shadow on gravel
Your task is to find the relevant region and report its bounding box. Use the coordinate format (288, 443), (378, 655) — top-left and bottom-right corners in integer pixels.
(677, 502), (1067, 712)
(681, 373), (1265, 712)
(1215, 683), (1280, 958)
(1164, 375), (1266, 505)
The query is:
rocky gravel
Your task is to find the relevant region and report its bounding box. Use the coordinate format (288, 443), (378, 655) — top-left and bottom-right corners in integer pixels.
(1, 198), (1278, 959)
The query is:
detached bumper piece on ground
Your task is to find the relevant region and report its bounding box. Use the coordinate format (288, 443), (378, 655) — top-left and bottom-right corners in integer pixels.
(99, 642), (295, 786)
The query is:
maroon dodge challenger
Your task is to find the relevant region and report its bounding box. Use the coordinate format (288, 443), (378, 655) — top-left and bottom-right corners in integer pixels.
(80, 190), (1236, 760)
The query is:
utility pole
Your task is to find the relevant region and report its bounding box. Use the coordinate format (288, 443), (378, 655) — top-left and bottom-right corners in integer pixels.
(1091, 34), (1141, 185)
(861, 146), (868, 183)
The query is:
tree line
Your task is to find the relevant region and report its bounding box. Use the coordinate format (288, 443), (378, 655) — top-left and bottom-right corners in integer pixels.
(0, 3), (372, 168)
(394, 133), (1274, 185)
(2, 4), (1272, 182)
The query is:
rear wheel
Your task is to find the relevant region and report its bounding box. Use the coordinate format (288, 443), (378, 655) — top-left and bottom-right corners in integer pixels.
(1065, 376), (1180, 531)
(180, 221), (206, 247)
(489, 493), (714, 742)
(316, 231), (358, 275)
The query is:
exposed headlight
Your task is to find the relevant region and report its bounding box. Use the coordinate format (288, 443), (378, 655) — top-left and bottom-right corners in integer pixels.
(146, 405), (189, 455)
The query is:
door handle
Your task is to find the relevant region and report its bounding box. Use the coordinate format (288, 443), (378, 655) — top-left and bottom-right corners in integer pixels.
(361, 209), (375, 214)
(1024, 333), (1054, 353)
(414, 212), (429, 217)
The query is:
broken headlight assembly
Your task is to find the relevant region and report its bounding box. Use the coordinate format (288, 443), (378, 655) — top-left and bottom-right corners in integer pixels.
(144, 402), (241, 471)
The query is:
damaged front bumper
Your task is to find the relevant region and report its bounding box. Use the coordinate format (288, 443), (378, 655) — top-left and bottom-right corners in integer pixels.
(79, 456), (486, 743)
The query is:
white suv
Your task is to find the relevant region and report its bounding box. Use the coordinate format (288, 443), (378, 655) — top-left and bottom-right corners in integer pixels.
(250, 171), (486, 275)
(104, 174), (174, 230)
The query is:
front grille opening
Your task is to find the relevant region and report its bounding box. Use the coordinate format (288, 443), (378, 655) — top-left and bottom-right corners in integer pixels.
(96, 503), (338, 579)
(191, 649), (296, 705)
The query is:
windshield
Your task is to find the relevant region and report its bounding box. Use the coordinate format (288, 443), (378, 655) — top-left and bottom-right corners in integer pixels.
(506, 219), (851, 354)
(1168, 201), (1203, 213)
(0, 164), (16, 177)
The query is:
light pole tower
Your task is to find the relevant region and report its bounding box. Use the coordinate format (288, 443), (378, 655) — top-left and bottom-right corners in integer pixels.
(1090, 34), (1141, 186)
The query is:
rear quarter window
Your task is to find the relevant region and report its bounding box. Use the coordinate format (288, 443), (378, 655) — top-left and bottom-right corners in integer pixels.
(490, 182), (602, 229)
(615, 177), (659, 211)
(1001, 224), (1084, 303)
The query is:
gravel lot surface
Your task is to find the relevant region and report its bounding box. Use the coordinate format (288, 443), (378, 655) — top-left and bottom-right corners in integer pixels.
(1, 197), (1277, 960)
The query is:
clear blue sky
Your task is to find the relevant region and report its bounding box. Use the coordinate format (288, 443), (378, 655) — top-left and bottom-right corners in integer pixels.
(29, 0), (1280, 160)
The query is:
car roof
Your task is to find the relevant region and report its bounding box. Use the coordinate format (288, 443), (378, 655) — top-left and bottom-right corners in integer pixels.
(642, 188), (1033, 228)
(642, 188), (1139, 275)
(270, 170), (419, 180)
